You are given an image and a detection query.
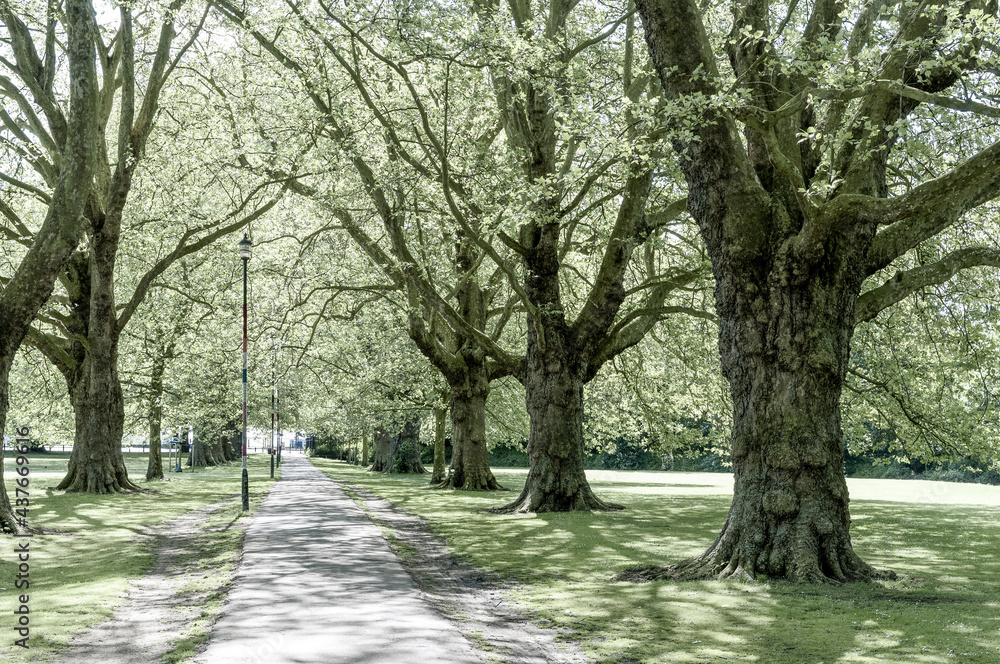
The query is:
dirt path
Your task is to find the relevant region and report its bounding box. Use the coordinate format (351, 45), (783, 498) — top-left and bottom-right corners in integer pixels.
(338, 480), (591, 664)
(53, 459), (591, 664)
(52, 497), (242, 664)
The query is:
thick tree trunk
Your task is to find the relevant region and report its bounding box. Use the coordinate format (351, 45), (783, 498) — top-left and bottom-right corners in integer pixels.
(436, 366), (503, 491)
(0, 0), (99, 531)
(226, 429), (241, 462)
(496, 223), (619, 513)
(145, 352), (166, 480)
(369, 427), (392, 472)
(361, 430), (370, 466)
(0, 358), (19, 533)
(58, 352), (138, 493)
(370, 420), (426, 474)
(389, 419), (426, 474)
(209, 434), (228, 465)
(663, 250), (882, 582)
(431, 406), (447, 483)
(57, 225), (139, 493)
(631, 0), (902, 585)
(190, 429), (209, 467)
(498, 354), (618, 512)
(203, 433), (220, 466)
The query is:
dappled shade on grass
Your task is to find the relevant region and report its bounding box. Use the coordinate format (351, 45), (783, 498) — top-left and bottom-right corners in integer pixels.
(312, 458), (1000, 664)
(0, 452), (278, 664)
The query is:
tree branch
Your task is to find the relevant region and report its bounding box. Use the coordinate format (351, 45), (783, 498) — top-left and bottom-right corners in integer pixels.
(856, 247), (1000, 323)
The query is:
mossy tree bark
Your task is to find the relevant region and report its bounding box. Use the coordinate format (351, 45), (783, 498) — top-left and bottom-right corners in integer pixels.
(390, 418), (426, 474)
(634, 0), (1000, 582)
(55, 212), (141, 493)
(370, 420), (426, 474)
(431, 405), (447, 484)
(406, 245), (505, 490)
(369, 427), (392, 472)
(189, 429), (224, 467)
(145, 349), (169, 480)
(0, 0), (99, 529)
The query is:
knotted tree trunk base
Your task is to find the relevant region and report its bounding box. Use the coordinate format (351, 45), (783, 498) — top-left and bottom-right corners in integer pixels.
(617, 520), (897, 584)
(433, 471), (504, 492)
(491, 476), (623, 514)
(57, 457), (142, 494)
(0, 491), (20, 534)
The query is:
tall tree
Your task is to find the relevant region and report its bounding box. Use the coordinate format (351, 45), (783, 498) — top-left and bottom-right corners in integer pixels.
(213, 0), (712, 508)
(634, 0), (1000, 581)
(0, 0), (99, 532)
(211, 0), (520, 491)
(468, 0), (711, 512)
(13, 4), (285, 492)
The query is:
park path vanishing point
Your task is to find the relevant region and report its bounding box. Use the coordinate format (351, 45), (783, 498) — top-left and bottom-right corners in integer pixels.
(193, 454), (486, 664)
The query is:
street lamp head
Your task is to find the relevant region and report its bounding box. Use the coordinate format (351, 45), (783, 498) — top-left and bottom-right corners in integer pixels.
(238, 234), (252, 261)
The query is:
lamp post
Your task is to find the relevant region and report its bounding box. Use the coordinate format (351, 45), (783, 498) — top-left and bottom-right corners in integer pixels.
(276, 388), (281, 467)
(173, 428), (182, 473)
(270, 377), (275, 479)
(239, 234), (252, 512)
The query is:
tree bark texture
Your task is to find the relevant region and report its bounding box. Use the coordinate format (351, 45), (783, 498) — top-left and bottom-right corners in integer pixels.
(370, 420), (426, 474)
(436, 363), (503, 491)
(626, 0), (993, 581)
(495, 218), (625, 513)
(0, 0), (99, 531)
(671, 248), (875, 582)
(370, 427), (391, 472)
(59, 344), (137, 493)
(0, 361), (18, 533)
(145, 351), (166, 480)
(431, 406), (447, 484)
(406, 251), (504, 490)
(56, 223), (139, 493)
(189, 428), (209, 467)
(499, 314), (619, 512)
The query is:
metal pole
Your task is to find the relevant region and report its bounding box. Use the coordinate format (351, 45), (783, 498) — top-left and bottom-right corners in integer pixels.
(241, 253), (249, 512)
(270, 378), (275, 478)
(276, 388), (281, 467)
(174, 427), (182, 473)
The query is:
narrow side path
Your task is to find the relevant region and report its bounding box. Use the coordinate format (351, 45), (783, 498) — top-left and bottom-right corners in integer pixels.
(193, 454), (484, 664)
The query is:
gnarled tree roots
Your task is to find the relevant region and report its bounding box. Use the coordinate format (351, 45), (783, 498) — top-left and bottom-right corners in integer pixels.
(56, 464), (142, 494)
(432, 474), (505, 491)
(617, 551), (897, 585)
(489, 487), (624, 514)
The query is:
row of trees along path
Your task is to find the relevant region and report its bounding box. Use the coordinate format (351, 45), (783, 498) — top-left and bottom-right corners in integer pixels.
(3, 1), (1000, 588)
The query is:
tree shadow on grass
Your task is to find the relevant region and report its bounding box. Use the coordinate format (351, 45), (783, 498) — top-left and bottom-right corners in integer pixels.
(312, 461), (1000, 663)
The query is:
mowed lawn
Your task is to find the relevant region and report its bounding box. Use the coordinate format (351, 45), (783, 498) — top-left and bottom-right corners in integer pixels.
(311, 458), (1000, 664)
(0, 452), (278, 664)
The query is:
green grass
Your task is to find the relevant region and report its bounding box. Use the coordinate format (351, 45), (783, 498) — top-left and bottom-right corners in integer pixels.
(0, 452), (279, 664)
(312, 459), (1000, 664)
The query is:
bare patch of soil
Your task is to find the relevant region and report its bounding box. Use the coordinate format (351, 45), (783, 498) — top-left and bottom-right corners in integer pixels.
(339, 481), (592, 664)
(52, 496), (244, 664)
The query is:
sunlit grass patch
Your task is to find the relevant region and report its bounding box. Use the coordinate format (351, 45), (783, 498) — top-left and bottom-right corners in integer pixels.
(0, 452), (279, 664)
(311, 459), (1000, 664)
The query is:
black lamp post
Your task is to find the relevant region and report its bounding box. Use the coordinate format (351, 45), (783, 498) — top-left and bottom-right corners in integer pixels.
(270, 376), (275, 479)
(173, 427), (182, 473)
(239, 234), (252, 512)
